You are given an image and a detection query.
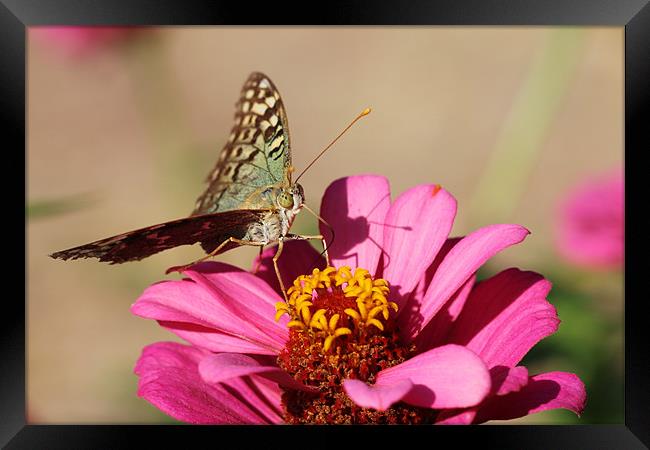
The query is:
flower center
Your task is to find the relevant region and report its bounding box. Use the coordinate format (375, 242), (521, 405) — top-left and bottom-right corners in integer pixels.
(274, 266), (437, 424)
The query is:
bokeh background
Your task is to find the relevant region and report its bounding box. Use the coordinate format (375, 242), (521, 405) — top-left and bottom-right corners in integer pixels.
(27, 27), (623, 424)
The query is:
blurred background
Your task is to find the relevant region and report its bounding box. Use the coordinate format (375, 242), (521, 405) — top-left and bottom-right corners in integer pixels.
(27, 27), (623, 424)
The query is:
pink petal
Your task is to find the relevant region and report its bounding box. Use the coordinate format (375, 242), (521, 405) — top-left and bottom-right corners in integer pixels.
(158, 321), (278, 355)
(434, 365), (529, 424)
(405, 224), (530, 341)
(490, 366), (529, 396)
(414, 274), (475, 352)
(473, 371), (587, 423)
(343, 379), (414, 411)
(555, 169), (624, 268)
(199, 353), (316, 392)
(184, 264), (289, 348)
(253, 240), (325, 297)
(320, 175), (391, 274)
(435, 409), (477, 425)
(134, 341), (282, 424)
(382, 185), (457, 307)
(403, 237), (461, 313)
(131, 262), (287, 355)
(399, 237), (468, 347)
(375, 344), (490, 409)
(447, 268), (558, 368)
(220, 376), (284, 425)
(133, 279), (275, 354)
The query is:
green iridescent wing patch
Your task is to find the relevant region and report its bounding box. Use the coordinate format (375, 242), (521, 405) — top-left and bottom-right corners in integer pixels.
(192, 72), (292, 215)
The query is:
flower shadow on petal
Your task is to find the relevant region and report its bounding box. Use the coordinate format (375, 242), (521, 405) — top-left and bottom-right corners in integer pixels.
(447, 268), (556, 369)
(401, 238), (461, 348)
(489, 366), (529, 396)
(434, 365), (529, 424)
(440, 371), (586, 424)
(473, 379), (561, 422)
(452, 272), (543, 346)
(407, 225), (530, 343)
(403, 384), (437, 408)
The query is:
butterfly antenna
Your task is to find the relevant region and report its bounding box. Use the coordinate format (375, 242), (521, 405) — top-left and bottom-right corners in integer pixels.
(294, 108), (371, 184)
(301, 203), (336, 263)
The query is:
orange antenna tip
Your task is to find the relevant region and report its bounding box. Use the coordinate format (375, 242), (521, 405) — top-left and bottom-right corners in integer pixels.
(361, 107), (371, 116)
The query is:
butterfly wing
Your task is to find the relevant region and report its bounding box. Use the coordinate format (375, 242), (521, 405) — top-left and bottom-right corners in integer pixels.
(193, 72), (292, 215)
(50, 210), (267, 264)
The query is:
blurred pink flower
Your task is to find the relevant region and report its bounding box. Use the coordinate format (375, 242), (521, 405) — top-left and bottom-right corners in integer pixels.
(132, 175), (585, 424)
(555, 169), (624, 268)
(31, 26), (140, 57)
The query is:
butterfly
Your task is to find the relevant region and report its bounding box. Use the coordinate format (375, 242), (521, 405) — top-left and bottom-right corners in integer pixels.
(50, 72), (335, 298)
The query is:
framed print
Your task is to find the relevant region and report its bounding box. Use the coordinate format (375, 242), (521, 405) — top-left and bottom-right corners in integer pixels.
(4, 0), (649, 447)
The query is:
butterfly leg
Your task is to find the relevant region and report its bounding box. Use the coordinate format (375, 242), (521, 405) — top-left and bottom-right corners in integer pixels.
(285, 233), (331, 267)
(165, 237), (259, 274)
(272, 238), (290, 302)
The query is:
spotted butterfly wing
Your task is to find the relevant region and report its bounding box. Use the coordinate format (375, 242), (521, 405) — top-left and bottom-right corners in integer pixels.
(193, 72), (292, 215)
(50, 72), (293, 265)
(49, 210), (267, 264)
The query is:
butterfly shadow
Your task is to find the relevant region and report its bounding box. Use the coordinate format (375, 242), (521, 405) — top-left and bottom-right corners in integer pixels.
(322, 189), (412, 271)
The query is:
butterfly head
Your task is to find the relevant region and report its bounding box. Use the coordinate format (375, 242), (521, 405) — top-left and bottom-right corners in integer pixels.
(277, 183), (305, 213)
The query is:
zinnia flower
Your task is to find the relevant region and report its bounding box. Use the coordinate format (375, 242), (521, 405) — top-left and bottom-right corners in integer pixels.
(132, 175), (586, 424)
(555, 169), (624, 269)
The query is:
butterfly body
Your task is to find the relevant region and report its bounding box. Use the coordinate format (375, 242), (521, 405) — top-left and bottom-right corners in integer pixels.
(197, 182), (305, 255)
(50, 72), (313, 268)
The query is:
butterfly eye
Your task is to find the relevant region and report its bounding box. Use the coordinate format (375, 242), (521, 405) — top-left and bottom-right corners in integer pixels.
(278, 192), (294, 209)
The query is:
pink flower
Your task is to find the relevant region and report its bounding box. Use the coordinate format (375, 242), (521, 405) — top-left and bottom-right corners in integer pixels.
(555, 169), (624, 269)
(132, 175), (586, 424)
(31, 26), (140, 57)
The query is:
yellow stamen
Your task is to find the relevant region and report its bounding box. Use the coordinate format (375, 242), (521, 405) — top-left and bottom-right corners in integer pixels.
(357, 300), (368, 319)
(334, 328), (352, 337)
(318, 314), (328, 331)
(329, 314), (340, 330)
(309, 309), (327, 328)
(301, 305), (312, 324)
(294, 293), (313, 304)
(344, 308), (360, 321)
(323, 335), (336, 352)
(368, 305), (385, 321)
(287, 320), (305, 329)
(367, 319), (384, 331)
(275, 265), (398, 352)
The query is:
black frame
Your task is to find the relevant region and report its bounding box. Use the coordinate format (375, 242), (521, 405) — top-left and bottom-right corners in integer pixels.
(6, 0), (648, 448)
